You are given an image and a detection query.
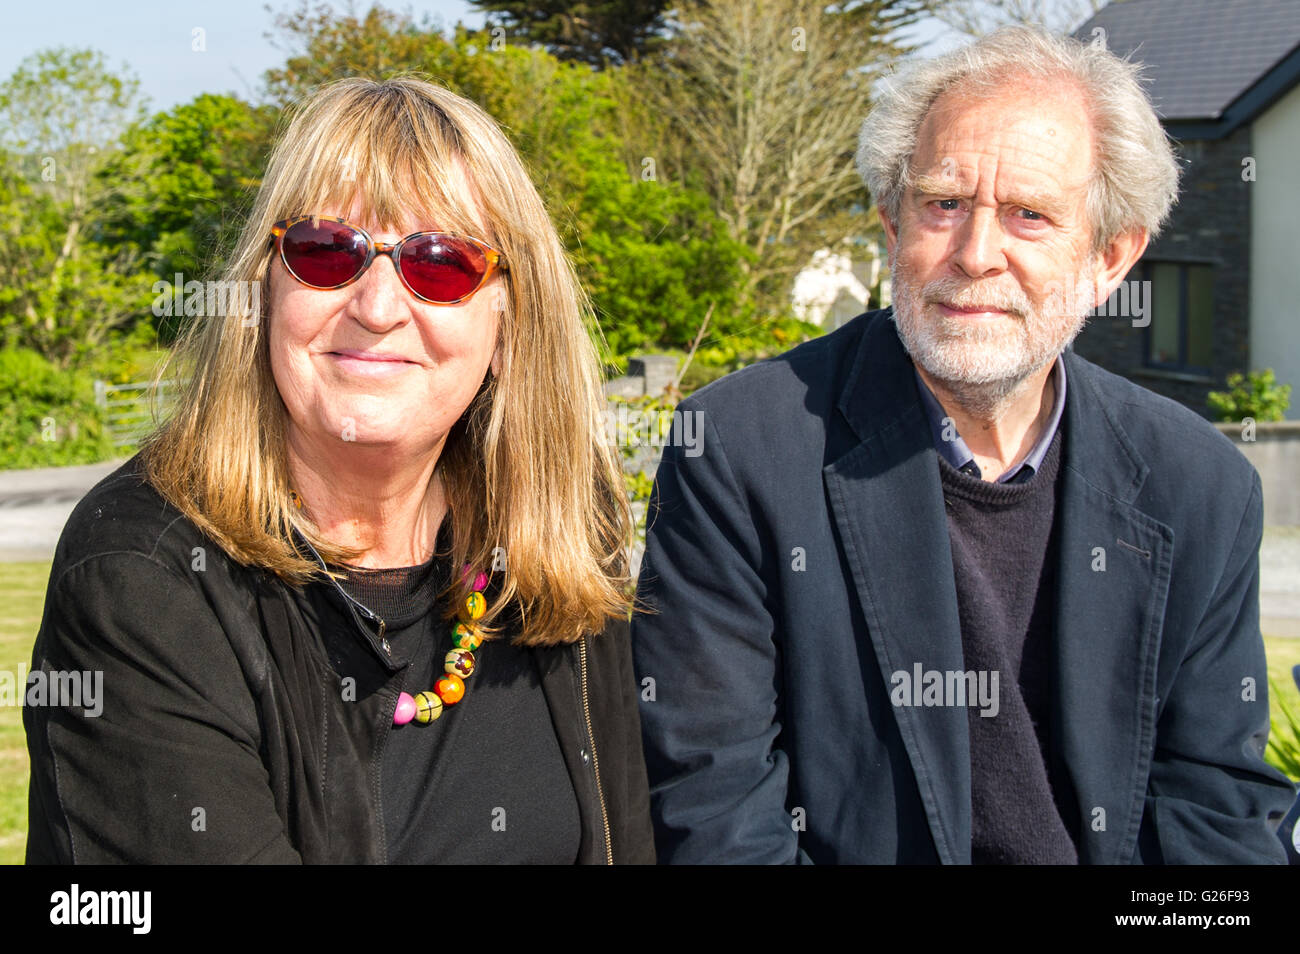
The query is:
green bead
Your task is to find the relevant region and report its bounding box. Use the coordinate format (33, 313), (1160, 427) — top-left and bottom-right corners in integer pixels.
(452, 622), (483, 651)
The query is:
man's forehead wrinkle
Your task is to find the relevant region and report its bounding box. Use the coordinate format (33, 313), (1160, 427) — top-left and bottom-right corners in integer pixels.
(908, 93), (1093, 218)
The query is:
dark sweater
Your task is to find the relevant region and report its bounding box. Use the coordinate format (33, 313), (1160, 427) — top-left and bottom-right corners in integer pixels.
(938, 430), (1078, 864)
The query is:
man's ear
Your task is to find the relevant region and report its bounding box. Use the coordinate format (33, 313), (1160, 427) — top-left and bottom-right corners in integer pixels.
(880, 209), (900, 264)
(1092, 227), (1149, 308)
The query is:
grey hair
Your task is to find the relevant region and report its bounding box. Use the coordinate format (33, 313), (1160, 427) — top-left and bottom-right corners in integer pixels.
(857, 25), (1180, 249)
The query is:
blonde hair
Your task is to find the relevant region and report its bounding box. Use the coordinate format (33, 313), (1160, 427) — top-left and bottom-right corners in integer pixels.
(143, 75), (633, 646)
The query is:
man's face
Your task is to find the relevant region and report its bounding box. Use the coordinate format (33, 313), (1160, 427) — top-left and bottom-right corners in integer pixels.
(882, 79), (1107, 396)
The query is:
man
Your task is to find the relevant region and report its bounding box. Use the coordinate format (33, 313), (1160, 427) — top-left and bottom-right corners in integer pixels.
(631, 26), (1295, 864)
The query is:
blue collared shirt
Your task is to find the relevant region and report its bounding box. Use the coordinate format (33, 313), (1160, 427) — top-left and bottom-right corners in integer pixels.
(914, 357), (1067, 484)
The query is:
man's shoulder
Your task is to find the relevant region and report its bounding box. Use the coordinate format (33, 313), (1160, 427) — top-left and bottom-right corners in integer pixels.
(1066, 352), (1257, 490)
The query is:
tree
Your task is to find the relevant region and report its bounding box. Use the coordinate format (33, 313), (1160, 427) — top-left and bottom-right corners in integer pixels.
(0, 49), (155, 368)
(634, 0), (926, 310)
(468, 0), (670, 66)
(931, 0), (1107, 37)
(96, 94), (279, 303)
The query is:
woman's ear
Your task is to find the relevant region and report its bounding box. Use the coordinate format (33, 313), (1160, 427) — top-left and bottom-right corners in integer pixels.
(490, 344), (502, 378)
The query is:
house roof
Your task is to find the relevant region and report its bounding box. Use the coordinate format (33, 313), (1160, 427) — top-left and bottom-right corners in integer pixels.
(1077, 0), (1300, 130)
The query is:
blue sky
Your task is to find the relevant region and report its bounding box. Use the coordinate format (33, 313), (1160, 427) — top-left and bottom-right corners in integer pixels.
(0, 0), (484, 113)
(2, 0), (957, 116)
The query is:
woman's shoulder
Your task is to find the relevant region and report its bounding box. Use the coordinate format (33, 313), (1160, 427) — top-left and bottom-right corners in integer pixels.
(51, 452), (223, 589)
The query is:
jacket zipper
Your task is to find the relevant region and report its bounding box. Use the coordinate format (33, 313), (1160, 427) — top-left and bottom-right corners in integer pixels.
(578, 635), (613, 865)
(293, 529), (390, 654)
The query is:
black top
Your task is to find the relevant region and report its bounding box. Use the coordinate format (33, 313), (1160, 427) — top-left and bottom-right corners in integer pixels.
(938, 428), (1077, 865)
(332, 529), (581, 864)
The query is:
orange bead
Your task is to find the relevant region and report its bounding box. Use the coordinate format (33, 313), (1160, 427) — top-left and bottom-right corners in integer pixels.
(435, 672), (465, 705)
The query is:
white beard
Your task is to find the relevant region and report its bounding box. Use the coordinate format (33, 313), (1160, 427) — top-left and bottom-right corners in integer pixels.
(889, 257), (1095, 419)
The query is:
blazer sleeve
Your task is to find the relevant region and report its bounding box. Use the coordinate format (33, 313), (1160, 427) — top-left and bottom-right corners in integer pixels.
(24, 552), (302, 864)
(1137, 472), (1296, 863)
(631, 399), (801, 863)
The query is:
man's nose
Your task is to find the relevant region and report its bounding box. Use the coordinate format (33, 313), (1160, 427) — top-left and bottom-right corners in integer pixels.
(951, 207), (1007, 278)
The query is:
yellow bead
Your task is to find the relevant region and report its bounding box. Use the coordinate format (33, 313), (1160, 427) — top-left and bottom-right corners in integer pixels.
(413, 691), (443, 723)
(460, 591), (486, 621)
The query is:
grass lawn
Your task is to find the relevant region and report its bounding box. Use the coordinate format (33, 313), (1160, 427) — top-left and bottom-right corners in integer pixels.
(0, 562), (50, 865)
(1, 559), (1298, 863)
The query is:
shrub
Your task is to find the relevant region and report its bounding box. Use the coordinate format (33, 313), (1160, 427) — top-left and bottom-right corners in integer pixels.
(1207, 369), (1292, 423)
(0, 348), (116, 469)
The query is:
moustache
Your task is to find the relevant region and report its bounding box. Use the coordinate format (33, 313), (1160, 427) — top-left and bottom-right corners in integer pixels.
(920, 277), (1031, 319)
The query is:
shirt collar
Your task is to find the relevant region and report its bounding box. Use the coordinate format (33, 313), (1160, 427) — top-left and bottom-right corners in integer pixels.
(914, 355), (1067, 484)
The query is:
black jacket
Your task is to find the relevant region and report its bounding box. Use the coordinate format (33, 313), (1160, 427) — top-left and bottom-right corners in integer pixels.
(633, 309), (1295, 864)
(24, 454), (655, 864)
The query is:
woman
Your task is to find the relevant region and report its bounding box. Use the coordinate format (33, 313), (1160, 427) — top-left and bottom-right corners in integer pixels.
(23, 76), (653, 863)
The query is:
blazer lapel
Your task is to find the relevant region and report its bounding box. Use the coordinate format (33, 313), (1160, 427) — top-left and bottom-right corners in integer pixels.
(1052, 351), (1173, 864)
(823, 314), (971, 864)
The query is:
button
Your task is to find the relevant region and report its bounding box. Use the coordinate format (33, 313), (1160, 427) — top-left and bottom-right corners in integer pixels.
(580, 749), (590, 765)
(381, 638), (391, 655)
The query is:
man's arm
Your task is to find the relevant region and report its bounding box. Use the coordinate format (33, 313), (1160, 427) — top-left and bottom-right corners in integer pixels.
(24, 552), (302, 864)
(1138, 472), (1295, 863)
(631, 400), (802, 863)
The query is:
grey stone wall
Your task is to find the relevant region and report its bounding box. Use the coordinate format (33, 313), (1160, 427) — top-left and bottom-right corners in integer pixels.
(1072, 125), (1254, 417)
(1215, 421), (1300, 526)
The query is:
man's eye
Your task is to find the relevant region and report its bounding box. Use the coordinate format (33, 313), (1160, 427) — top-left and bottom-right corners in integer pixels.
(935, 199), (961, 211)
(1018, 208), (1044, 220)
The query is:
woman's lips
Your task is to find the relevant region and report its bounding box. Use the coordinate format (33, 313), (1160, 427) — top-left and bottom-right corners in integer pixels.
(326, 350), (417, 376)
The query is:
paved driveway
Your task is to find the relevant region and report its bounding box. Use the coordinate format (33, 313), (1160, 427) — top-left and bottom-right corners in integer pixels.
(0, 459), (128, 561)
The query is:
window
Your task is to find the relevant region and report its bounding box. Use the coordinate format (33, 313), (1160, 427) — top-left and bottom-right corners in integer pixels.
(1143, 261), (1214, 373)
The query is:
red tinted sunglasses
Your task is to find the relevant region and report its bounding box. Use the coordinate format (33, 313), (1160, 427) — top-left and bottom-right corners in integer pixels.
(269, 215), (505, 305)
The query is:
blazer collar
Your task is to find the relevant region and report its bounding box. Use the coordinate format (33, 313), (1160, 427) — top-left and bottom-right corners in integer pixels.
(825, 310), (971, 863)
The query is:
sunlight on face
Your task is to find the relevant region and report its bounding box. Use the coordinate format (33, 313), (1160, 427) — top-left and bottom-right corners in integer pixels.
(267, 189), (503, 467)
(885, 79), (1104, 395)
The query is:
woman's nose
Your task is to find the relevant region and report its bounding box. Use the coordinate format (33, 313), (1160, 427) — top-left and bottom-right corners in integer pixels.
(345, 251), (412, 333)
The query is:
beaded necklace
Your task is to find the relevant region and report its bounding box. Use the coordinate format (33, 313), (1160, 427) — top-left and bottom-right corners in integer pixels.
(288, 488), (490, 727)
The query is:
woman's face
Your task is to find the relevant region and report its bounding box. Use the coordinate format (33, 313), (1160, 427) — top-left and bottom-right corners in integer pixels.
(268, 195), (503, 470)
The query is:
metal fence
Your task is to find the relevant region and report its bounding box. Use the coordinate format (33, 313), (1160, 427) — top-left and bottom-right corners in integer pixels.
(92, 379), (183, 449)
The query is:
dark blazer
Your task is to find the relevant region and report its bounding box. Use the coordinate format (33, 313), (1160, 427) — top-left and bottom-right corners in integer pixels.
(25, 453), (654, 864)
(632, 308), (1294, 864)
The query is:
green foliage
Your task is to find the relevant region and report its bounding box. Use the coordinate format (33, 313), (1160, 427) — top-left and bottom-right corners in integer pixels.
(688, 316), (824, 372)
(1267, 676), (1300, 782)
(0, 49), (155, 368)
(95, 94), (279, 323)
(1207, 369), (1292, 423)
(468, 0), (670, 65)
(0, 348), (115, 469)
